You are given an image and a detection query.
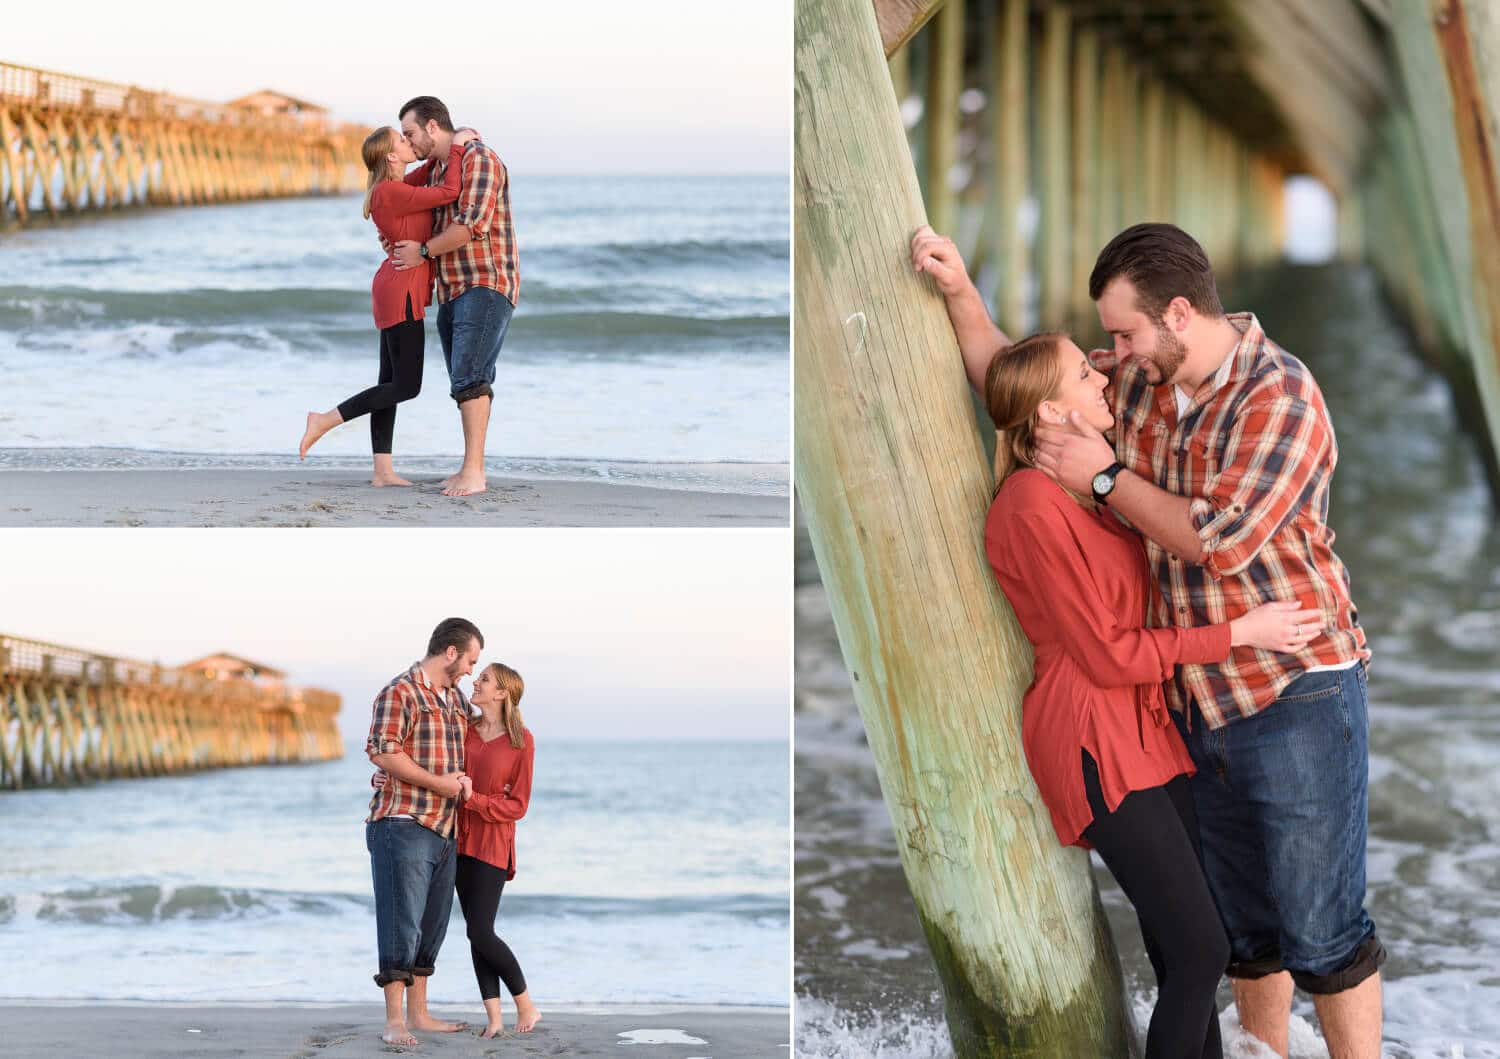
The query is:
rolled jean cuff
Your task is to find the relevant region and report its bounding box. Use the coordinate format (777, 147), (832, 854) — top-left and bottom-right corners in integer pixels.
(1291, 936), (1386, 995)
(452, 381), (493, 404)
(1226, 953), (1285, 980)
(410, 964), (436, 977)
(373, 967), (415, 988)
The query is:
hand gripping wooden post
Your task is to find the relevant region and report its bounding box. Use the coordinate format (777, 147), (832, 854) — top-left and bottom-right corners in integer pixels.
(794, 0), (1133, 1054)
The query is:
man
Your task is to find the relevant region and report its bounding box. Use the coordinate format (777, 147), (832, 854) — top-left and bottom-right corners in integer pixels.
(365, 617), (483, 1047)
(390, 95), (518, 497)
(911, 222), (1383, 1058)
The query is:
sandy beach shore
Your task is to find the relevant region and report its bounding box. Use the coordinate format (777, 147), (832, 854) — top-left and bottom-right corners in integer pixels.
(0, 1002), (790, 1058)
(0, 469), (787, 527)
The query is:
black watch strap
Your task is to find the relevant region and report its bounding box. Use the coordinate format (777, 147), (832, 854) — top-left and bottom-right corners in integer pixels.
(1091, 461), (1126, 505)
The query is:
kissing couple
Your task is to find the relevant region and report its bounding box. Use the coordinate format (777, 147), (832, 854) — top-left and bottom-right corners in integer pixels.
(909, 221), (1384, 1058)
(300, 95), (518, 498)
(363, 617), (540, 1045)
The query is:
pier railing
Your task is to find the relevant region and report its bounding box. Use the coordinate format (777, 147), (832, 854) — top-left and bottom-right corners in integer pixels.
(0, 634), (343, 790)
(0, 59), (366, 225)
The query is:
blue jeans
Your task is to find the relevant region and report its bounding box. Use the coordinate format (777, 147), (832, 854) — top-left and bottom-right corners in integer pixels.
(367, 818), (457, 987)
(436, 286), (513, 404)
(1172, 665), (1385, 994)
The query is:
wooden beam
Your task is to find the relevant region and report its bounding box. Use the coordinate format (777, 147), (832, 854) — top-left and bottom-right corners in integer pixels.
(875, 0), (948, 58)
(795, 0), (1134, 1051)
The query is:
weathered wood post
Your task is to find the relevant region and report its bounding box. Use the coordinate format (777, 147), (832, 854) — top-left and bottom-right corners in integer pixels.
(795, 0), (1133, 1053)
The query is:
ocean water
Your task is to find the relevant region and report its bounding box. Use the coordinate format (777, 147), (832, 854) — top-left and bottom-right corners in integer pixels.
(0, 173), (788, 495)
(794, 265), (1500, 1057)
(0, 739), (789, 1007)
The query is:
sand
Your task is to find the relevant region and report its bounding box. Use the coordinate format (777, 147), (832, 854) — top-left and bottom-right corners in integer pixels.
(0, 470), (787, 527)
(0, 1002), (790, 1058)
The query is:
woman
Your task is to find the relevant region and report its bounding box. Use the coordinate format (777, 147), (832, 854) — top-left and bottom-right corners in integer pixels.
(297, 126), (472, 484)
(982, 333), (1323, 1059)
(455, 662), (541, 1038)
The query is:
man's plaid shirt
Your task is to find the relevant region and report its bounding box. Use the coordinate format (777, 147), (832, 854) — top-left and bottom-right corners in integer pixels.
(365, 663), (469, 837)
(1095, 311), (1370, 729)
(412, 140), (518, 307)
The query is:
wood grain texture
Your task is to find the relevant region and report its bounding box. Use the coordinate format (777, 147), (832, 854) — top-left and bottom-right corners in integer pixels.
(795, 0), (1132, 1051)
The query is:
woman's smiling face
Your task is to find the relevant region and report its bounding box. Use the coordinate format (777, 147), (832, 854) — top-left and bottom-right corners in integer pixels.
(1041, 338), (1114, 434)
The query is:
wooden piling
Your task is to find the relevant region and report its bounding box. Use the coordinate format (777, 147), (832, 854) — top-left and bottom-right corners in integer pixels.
(796, 0), (1133, 1053)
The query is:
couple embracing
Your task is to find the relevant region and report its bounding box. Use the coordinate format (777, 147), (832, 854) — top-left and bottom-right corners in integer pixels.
(363, 617), (540, 1046)
(911, 223), (1383, 1057)
(300, 95), (516, 497)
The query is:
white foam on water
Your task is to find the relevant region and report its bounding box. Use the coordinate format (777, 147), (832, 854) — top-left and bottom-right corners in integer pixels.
(617, 1029), (708, 1044)
(795, 996), (952, 1059)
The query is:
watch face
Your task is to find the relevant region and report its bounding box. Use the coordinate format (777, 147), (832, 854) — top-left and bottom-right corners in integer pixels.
(1091, 472), (1113, 495)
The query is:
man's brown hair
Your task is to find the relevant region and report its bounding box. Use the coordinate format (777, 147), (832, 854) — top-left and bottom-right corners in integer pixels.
(398, 96), (454, 133)
(426, 617), (483, 658)
(1088, 222), (1224, 320)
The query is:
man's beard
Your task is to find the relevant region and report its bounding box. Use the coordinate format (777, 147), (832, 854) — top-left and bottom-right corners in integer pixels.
(1146, 318), (1188, 384)
(444, 657), (466, 683)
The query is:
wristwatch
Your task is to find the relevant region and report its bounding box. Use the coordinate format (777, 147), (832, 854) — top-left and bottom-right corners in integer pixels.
(1091, 461), (1126, 505)
(418, 243), (430, 259)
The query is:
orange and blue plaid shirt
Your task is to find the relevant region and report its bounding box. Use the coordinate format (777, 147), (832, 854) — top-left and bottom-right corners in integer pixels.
(365, 663), (469, 837)
(411, 141), (518, 308)
(1094, 312), (1370, 729)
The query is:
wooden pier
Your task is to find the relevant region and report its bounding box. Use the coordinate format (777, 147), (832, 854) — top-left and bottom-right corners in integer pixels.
(0, 634), (343, 790)
(0, 61), (365, 226)
(798, 1), (1500, 1054)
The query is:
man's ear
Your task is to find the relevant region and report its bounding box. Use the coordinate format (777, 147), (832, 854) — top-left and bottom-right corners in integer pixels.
(1167, 295), (1193, 332)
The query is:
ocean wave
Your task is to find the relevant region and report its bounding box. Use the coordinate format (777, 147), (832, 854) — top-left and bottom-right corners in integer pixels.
(8, 884), (787, 927)
(0, 286), (786, 354)
(543, 237), (789, 273)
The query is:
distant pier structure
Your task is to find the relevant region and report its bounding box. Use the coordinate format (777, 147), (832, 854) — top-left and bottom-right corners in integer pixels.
(0, 60), (365, 225)
(0, 634), (343, 790)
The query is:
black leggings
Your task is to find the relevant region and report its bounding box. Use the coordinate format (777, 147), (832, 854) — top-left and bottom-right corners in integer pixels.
(1081, 752), (1229, 1059)
(337, 295), (424, 455)
(454, 854), (527, 1001)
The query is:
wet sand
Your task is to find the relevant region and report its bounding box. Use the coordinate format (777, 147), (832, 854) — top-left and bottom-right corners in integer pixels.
(0, 470), (787, 527)
(0, 1002), (790, 1058)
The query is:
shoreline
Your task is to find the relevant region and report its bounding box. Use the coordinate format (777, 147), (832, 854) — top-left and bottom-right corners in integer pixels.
(0, 1001), (789, 1057)
(0, 468), (788, 527)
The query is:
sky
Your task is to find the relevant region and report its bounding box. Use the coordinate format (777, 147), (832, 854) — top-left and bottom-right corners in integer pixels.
(2, 529), (791, 744)
(1, 0), (790, 174)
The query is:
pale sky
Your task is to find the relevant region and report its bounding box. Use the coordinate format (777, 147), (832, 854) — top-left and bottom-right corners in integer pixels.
(3, 529), (791, 743)
(3, 0), (790, 174)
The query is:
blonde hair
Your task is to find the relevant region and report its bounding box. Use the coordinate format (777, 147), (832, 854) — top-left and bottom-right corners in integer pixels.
(482, 662), (526, 749)
(360, 126), (398, 220)
(984, 332), (1068, 490)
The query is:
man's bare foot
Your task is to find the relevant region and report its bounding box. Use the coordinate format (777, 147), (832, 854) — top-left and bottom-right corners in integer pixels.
(381, 1021), (417, 1046)
(371, 472), (413, 487)
(442, 470), (486, 497)
(408, 1015), (467, 1033)
(299, 410), (341, 459)
(438, 471), (460, 489)
(514, 999), (541, 1033)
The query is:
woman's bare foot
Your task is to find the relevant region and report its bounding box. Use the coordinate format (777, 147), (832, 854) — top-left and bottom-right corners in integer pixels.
(479, 1019), (505, 1039)
(381, 1021), (417, 1046)
(371, 472), (413, 487)
(441, 470), (486, 497)
(513, 991), (541, 1033)
(299, 410), (342, 459)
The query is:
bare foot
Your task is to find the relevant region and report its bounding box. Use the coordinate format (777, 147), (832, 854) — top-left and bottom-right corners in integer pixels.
(438, 471), (460, 489)
(479, 1019), (505, 1039)
(442, 470), (486, 497)
(371, 472), (413, 487)
(514, 1001), (541, 1033)
(409, 1016), (467, 1033)
(299, 410), (340, 459)
(382, 1021), (417, 1046)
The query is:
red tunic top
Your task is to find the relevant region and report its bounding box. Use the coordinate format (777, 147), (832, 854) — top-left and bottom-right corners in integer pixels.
(457, 725), (534, 880)
(984, 469), (1231, 848)
(368, 142), (464, 330)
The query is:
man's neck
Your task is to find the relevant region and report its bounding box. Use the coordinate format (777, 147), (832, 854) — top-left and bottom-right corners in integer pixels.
(430, 131), (455, 156)
(419, 656), (452, 691)
(1173, 316), (1242, 394)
